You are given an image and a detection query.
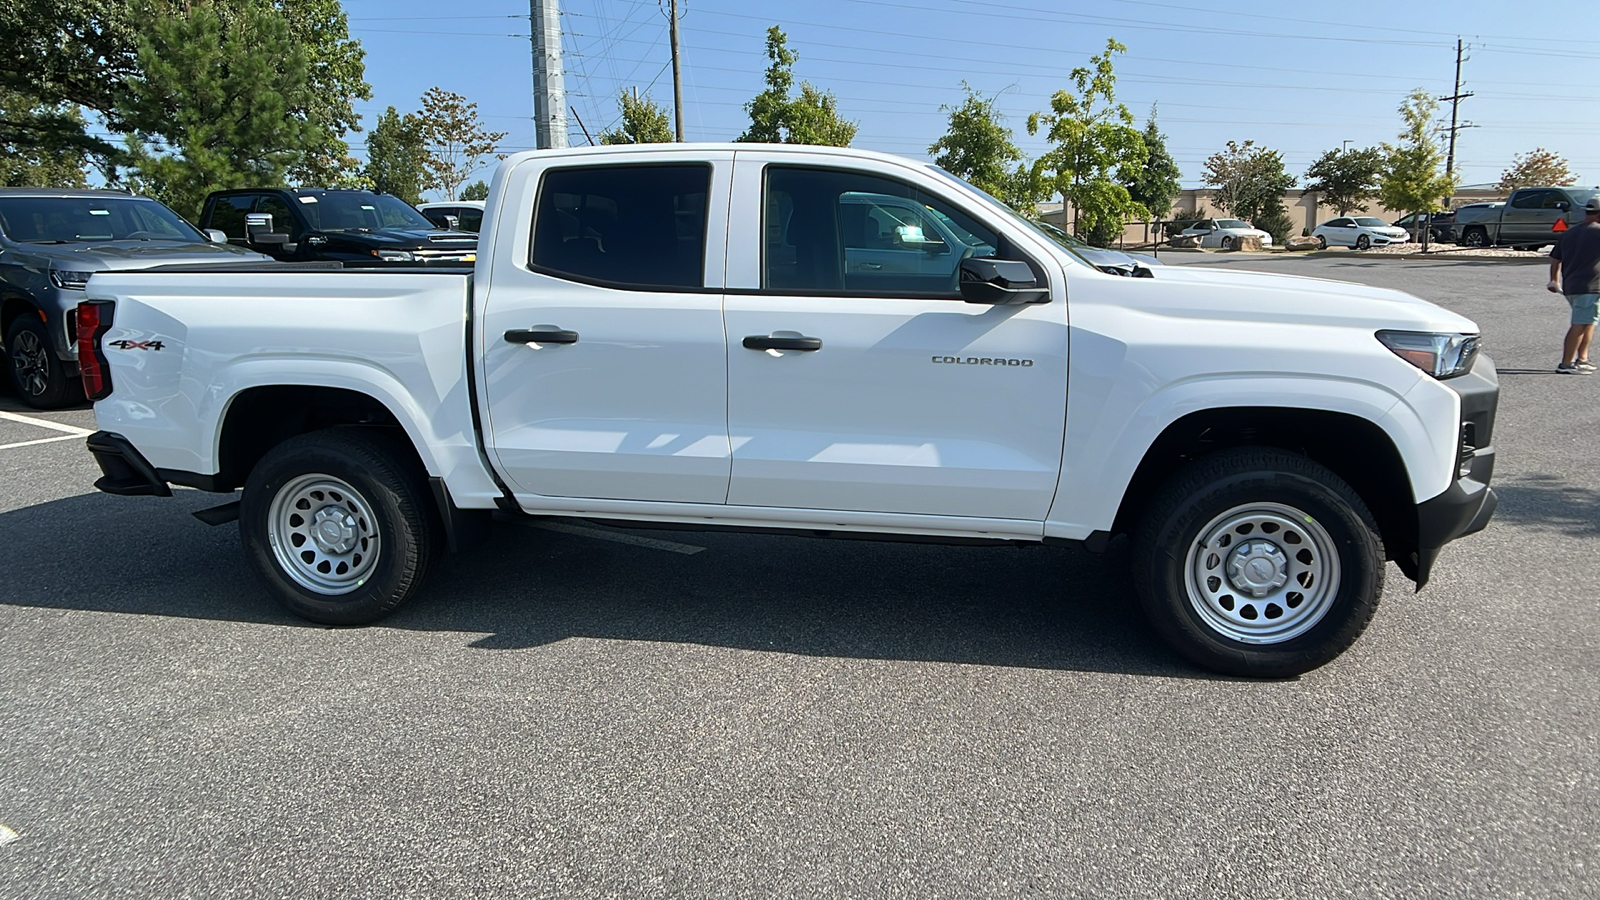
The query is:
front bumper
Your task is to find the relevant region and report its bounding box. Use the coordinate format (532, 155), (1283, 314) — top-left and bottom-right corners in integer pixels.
(1404, 353), (1498, 586)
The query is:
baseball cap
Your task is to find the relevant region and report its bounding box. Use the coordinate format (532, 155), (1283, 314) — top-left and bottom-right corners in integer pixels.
(1587, 196), (1600, 214)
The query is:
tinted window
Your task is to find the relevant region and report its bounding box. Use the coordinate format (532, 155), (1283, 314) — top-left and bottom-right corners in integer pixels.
(459, 207), (483, 232)
(254, 194), (301, 238)
(210, 195), (256, 239)
(1511, 190), (1553, 210)
(1354, 217), (1387, 227)
(532, 164), (709, 289)
(764, 167), (1001, 295)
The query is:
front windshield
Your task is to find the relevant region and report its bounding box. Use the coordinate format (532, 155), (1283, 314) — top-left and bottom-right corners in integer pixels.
(0, 195), (205, 243)
(926, 165), (1094, 268)
(299, 192), (438, 232)
(1354, 217), (1388, 227)
(1215, 219), (1250, 229)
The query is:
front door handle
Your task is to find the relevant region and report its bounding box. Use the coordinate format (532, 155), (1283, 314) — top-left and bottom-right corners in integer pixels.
(743, 334), (822, 352)
(505, 328), (579, 345)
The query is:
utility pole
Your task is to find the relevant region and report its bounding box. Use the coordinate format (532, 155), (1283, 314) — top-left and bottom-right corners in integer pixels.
(1440, 38), (1475, 183)
(667, 0), (685, 141)
(530, 0), (569, 149)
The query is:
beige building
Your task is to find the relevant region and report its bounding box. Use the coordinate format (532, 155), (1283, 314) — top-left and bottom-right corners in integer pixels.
(1040, 185), (1507, 247)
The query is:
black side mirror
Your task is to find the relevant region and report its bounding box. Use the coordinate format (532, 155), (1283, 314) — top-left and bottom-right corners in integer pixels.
(245, 212), (288, 247)
(958, 258), (1049, 305)
(1555, 201), (1570, 212)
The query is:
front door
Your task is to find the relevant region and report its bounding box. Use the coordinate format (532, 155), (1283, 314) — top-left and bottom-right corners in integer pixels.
(1501, 189), (1561, 244)
(481, 158), (734, 504)
(722, 160), (1069, 523)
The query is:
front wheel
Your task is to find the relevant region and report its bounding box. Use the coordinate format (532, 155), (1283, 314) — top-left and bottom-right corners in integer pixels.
(1220, 236), (1235, 251)
(1356, 234), (1371, 250)
(1460, 227), (1488, 248)
(1132, 448), (1384, 677)
(8, 317), (72, 409)
(240, 429), (440, 625)
(1316, 235), (1328, 250)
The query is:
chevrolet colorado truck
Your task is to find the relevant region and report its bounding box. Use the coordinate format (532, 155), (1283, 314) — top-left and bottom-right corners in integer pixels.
(1452, 186), (1599, 248)
(77, 144), (1498, 677)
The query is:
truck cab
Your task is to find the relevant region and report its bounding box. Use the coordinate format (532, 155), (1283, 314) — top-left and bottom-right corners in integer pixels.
(200, 188), (478, 265)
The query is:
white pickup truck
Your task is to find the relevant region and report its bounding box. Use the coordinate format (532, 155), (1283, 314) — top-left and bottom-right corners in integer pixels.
(76, 144), (1498, 677)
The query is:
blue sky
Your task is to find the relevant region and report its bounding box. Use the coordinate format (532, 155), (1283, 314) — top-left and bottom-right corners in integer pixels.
(339, 0), (1600, 201)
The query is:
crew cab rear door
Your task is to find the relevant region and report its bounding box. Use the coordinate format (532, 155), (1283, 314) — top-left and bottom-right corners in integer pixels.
(721, 153), (1069, 524)
(479, 152), (734, 504)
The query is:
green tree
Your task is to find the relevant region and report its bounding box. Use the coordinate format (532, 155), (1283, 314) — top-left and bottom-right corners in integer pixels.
(928, 83), (1038, 212)
(417, 86), (507, 201)
(0, 90), (92, 186)
(460, 180), (489, 202)
(1304, 146), (1384, 215)
(116, 1), (323, 218)
(1379, 90), (1457, 222)
(1124, 106), (1181, 221)
(1497, 148), (1576, 193)
(598, 90), (674, 145)
(1203, 140), (1296, 225)
(271, 0), (371, 185)
(737, 26), (856, 147)
(1253, 201), (1295, 246)
(363, 106), (431, 205)
(1026, 39), (1149, 246)
(0, 0), (139, 169)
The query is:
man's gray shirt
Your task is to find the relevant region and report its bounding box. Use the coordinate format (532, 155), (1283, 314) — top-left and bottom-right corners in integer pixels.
(1552, 220), (1600, 295)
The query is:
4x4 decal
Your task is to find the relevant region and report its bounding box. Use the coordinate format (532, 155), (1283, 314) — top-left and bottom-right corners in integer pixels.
(109, 339), (165, 351)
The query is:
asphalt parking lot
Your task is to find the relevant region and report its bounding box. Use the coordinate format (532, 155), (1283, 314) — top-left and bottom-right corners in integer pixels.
(2, 256), (1596, 898)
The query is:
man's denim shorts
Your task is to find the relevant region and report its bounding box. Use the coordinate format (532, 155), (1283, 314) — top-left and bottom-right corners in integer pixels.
(1569, 293), (1600, 326)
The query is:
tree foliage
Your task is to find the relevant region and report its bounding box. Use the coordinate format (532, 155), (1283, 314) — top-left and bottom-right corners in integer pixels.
(1379, 90), (1457, 219)
(1253, 201), (1295, 246)
(417, 86), (507, 201)
(928, 84), (1037, 211)
(0, 90), (92, 187)
(1304, 146), (1384, 215)
(737, 26), (856, 147)
(1202, 140), (1296, 224)
(116, 2), (323, 218)
(363, 106), (431, 205)
(1025, 39), (1149, 246)
(460, 180), (489, 202)
(0, 0), (369, 186)
(1497, 148), (1576, 193)
(1125, 106), (1181, 220)
(598, 90), (674, 145)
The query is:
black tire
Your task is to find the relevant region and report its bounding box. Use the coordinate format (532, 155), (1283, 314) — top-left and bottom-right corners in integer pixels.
(1461, 226), (1488, 248)
(1220, 236), (1235, 251)
(1356, 234), (1371, 250)
(1131, 448), (1384, 677)
(1316, 235), (1328, 250)
(7, 316), (71, 409)
(240, 428), (440, 625)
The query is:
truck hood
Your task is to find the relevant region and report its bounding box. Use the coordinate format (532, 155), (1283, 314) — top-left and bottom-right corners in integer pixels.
(48, 240), (270, 269)
(329, 229), (477, 250)
(1130, 264), (1479, 334)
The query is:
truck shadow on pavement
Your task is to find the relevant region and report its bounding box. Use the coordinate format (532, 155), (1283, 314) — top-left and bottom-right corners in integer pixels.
(1488, 473), (1600, 536)
(0, 491), (1223, 679)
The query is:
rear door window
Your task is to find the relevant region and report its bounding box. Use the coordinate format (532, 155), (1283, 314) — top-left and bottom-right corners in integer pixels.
(531, 164), (710, 290)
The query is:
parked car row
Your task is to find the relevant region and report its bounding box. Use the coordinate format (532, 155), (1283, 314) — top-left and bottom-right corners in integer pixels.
(2, 186), (477, 408)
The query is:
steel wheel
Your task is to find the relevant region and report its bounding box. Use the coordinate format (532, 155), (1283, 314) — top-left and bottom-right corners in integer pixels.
(267, 473), (382, 595)
(1182, 502), (1341, 645)
(10, 326), (51, 398)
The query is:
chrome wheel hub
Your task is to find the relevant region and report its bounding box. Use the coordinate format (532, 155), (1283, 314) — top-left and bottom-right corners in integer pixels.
(1184, 502), (1341, 645)
(267, 474), (380, 595)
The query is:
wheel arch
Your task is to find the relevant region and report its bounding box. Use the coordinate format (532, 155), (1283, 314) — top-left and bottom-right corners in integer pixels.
(212, 384), (426, 492)
(1108, 406), (1416, 562)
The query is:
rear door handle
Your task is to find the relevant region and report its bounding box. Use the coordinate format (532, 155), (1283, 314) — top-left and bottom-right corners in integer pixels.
(505, 328), (579, 345)
(743, 334), (822, 352)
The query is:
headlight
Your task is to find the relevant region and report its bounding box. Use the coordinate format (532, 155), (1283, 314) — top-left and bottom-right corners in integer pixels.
(50, 270), (93, 290)
(1376, 330), (1479, 379)
(375, 250), (415, 262)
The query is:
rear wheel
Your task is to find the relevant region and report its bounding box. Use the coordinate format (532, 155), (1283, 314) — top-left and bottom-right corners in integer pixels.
(7, 317), (71, 409)
(240, 429), (440, 625)
(1132, 448), (1384, 677)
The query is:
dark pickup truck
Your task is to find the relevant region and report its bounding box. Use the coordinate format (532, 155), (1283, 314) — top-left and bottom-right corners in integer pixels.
(1452, 186), (1599, 249)
(199, 188), (477, 265)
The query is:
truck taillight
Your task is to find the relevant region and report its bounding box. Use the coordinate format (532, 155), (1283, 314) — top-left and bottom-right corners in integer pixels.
(76, 299), (114, 401)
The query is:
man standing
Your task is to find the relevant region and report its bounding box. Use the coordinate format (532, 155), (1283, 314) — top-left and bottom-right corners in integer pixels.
(1549, 196), (1600, 374)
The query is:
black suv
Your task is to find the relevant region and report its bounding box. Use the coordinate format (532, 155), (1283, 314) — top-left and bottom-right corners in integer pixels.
(199, 188), (477, 265)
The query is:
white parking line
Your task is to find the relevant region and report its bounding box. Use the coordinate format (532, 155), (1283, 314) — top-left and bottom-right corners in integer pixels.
(530, 521), (707, 555)
(0, 433), (82, 451)
(0, 410), (95, 436)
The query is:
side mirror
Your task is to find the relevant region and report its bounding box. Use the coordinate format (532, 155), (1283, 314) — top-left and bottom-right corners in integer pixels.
(245, 212), (288, 246)
(1555, 201), (1570, 212)
(204, 228), (228, 244)
(958, 258), (1049, 305)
